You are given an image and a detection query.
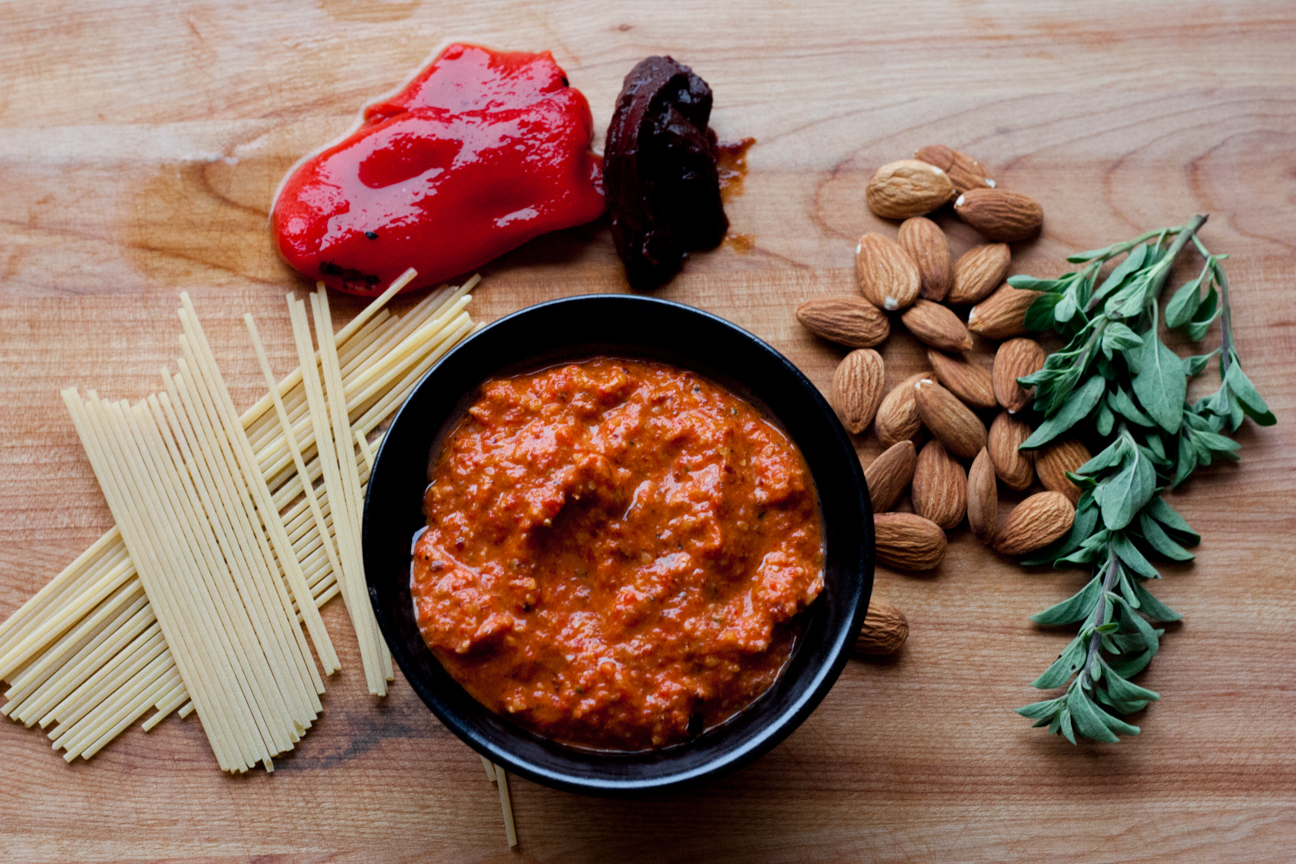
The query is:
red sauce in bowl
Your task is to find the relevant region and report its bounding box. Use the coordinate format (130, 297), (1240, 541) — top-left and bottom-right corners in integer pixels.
(411, 358), (824, 750)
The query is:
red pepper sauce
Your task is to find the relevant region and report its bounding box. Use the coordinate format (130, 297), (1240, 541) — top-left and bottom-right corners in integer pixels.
(271, 43), (605, 296)
(411, 358), (824, 751)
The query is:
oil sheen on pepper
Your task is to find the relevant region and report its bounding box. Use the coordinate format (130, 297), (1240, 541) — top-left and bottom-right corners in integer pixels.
(272, 43), (606, 296)
(411, 358), (825, 751)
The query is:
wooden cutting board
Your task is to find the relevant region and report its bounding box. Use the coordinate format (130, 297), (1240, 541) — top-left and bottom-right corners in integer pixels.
(1, 1), (1294, 860)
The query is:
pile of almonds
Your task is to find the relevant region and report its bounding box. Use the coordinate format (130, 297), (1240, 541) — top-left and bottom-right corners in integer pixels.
(799, 145), (1082, 573)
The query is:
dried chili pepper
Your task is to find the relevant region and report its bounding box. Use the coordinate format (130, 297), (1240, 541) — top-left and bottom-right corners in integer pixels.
(604, 57), (728, 290)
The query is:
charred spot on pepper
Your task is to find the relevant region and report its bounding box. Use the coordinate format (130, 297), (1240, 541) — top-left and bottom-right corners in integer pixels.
(364, 231), (379, 240)
(318, 260), (380, 285)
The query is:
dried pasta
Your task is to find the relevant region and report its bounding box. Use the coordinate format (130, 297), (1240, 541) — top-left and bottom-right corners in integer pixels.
(0, 271), (477, 769)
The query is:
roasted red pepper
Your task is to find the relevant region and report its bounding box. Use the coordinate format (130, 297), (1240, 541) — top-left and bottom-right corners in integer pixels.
(272, 44), (605, 295)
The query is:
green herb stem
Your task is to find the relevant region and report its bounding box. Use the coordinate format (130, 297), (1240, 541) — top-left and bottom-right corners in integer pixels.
(1081, 218), (1203, 313)
(1136, 214), (1208, 315)
(1014, 217), (1273, 743)
(1194, 233), (1235, 374)
(1076, 542), (1120, 691)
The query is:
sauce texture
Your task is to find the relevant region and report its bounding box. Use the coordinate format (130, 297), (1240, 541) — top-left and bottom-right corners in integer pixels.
(411, 358), (824, 750)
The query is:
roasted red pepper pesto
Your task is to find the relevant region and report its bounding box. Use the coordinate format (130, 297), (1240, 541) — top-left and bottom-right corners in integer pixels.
(411, 358), (824, 750)
(271, 43), (606, 296)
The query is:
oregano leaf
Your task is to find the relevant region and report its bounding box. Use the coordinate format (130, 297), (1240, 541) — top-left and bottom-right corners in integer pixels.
(1100, 446), (1155, 531)
(1223, 355), (1276, 426)
(1130, 327), (1186, 434)
(1022, 375), (1106, 449)
(1067, 686), (1120, 743)
(1108, 386), (1154, 427)
(1138, 513), (1195, 562)
(1146, 496), (1200, 545)
(1101, 322), (1142, 358)
(1100, 662), (1160, 713)
(1008, 275), (1066, 293)
(1132, 580), (1182, 623)
(1031, 576), (1103, 626)
(1164, 271), (1203, 328)
(1096, 403), (1115, 436)
(1183, 351), (1217, 377)
(1032, 636), (1089, 689)
(1016, 697), (1065, 721)
(1025, 293), (1061, 332)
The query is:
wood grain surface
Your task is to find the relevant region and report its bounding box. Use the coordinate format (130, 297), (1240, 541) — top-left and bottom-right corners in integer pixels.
(2, 1), (1295, 861)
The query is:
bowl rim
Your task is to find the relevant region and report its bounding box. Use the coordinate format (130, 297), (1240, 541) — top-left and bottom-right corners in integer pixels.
(363, 293), (873, 796)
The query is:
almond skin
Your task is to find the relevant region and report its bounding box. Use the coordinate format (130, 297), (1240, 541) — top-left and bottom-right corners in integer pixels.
(993, 491), (1075, 555)
(901, 300), (973, 353)
(948, 243), (1011, 305)
(954, 188), (1043, 242)
(875, 372), (929, 447)
(1035, 439), (1092, 504)
(865, 159), (956, 220)
(968, 282), (1045, 339)
(912, 440), (968, 529)
(864, 440), (917, 513)
(830, 349), (885, 434)
(926, 349), (997, 410)
(967, 448), (999, 543)
(914, 145), (995, 193)
(796, 295), (890, 348)
(913, 378), (987, 460)
(993, 337), (1046, 413)
(855, 598), (910, 655)
(897, 216), (952, 301)
(874, 512), (947, 571)
(856, 233), (921, 311)
(988, 412), (1035, 491)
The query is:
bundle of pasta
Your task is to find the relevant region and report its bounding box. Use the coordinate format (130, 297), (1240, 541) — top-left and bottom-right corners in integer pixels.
(0, 272), (476, 771)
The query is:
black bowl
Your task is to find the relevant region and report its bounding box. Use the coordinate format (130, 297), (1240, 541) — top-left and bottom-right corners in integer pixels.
(363, 294), (873, 796)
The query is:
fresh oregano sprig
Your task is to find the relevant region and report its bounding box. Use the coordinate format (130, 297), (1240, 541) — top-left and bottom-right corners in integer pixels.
(1008, 214), (1275, 743)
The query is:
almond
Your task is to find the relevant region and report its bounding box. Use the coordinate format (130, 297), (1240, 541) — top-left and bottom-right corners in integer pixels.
(874, 512), (947, 571)
(993, 491), (1075, 555)
(993, 337), (1045, 414)
(865, 159), (956, 220)
(988, 412), (1035, 491)
(967, 448), (998, 543)
(1035, 439), (1092, 504)
(913, 378), (987, 460)
(948, 243), (1011, 305)
(875, 372), (928, 447)
(830, 349), (885, 434)
(864, 440), (917, 513)
(926, 349), (997, 410)
(796, 295), (890, 348)
(897, 216), (952, 301)
(856, 233), (921, 311)
(968, 282), (1045, 340)
(855, 598), (909, 655)
(914, 145), (995, 193)
(900, 300), (973, 353)
(954, 188), (1043, 242)
(912, 440), (967, 529)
